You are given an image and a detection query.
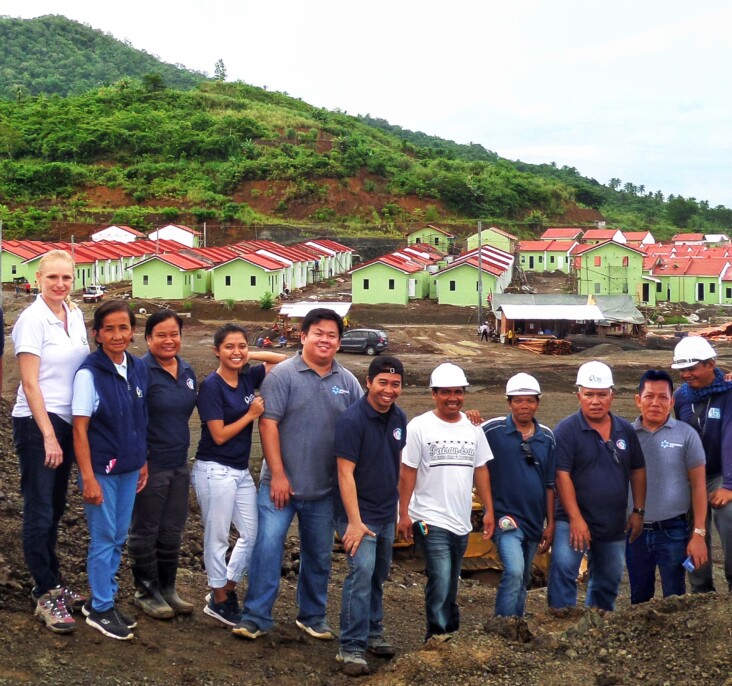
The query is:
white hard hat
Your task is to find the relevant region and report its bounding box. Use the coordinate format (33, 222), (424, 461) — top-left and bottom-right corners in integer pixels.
(576, 361), (614, 389)
(505, 372), (542, 397)
(429, 362), (470, 388)
(671, 336), (716, 369)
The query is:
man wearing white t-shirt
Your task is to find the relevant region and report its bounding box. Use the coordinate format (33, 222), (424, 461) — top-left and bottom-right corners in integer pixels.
(397, 363), (495, 642)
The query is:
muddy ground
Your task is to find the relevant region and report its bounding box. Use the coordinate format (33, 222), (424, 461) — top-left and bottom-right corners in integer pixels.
(1, 291), (731, 686)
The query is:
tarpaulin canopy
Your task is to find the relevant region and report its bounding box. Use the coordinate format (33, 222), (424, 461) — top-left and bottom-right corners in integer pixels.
(499, 304), (605, 321)
(492, 294), (644, 325)
(278, 301), (352, 318)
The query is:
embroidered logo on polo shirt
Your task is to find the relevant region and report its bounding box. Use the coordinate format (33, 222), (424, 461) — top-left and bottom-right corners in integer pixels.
(708, 407), (721, 420)
(186, 378), (195, 390)
(331, 385), (350, 395)
(136, 387), (143, 398)
(660, 440), (684, 449)
(615, 439), (627, 450)
(393, 428), (403, 441)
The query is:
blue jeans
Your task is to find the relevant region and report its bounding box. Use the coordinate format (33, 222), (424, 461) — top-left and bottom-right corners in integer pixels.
(416, 524), (468, 640)
(242, 486), (334, 631)
(82, 470), (139, 613)
(548, 519), (626, 611)
(625, 516), (688, 604)
(13, 414), (75, 595)
(493, 528), (539, 617)
(335, 520), (394, 652)
(690, 474), (732, 593)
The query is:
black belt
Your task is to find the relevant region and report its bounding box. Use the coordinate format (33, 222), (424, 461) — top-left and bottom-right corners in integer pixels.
(642, 515), (686, 531)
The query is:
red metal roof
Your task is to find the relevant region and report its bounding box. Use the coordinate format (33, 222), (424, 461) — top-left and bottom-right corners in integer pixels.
(540, 227), (584, 240)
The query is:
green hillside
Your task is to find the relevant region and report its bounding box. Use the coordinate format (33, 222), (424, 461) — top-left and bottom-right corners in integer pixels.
(0, 15), (729, 240)
(0, 15), (205, 99)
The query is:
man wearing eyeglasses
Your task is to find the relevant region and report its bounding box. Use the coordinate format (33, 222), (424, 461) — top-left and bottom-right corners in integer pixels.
(626, 369), (707, 604)
(671, 336), (732, 593)
(547, 361), (647, 612)
(481, 373), (556, 619)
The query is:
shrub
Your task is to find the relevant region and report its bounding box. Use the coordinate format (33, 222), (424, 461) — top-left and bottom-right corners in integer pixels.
(259, 291), (274, 310)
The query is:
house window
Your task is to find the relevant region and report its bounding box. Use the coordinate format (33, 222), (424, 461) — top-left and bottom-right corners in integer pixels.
(656, 282), (662, 293)
(449, 280), (456, 292)
(538, 256), (543, 264)
(197, 273), (202, 279)
(167, 275), (173, 285)
(434, 237), (439, 246)
(622, 282), (628, 293)
(594, 283), (601, 294)
(710, 283), (716, 294)
(415, 238), (422, 244)
(143, 275), (149, 285)
(225, 276), (231, 286)
(11, 265), (16, 274)
(100, 266), (104, 275)
(622, 256), (629, 267)
(550, 255), (555, 263)
(250, 275), (256, 286)
(594, 256), (602, 266)
(727, 288), (732, 298)
(363, 279), (370, 290)
(521, 256), (526, 264)
(388, 279), (395, 290)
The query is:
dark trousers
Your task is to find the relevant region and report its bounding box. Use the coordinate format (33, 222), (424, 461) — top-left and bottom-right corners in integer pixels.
(13, 414), (75, 595)
(128, 465), (190, 552)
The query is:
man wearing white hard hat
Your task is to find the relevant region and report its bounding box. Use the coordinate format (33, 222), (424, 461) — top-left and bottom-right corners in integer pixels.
(547, 361), (647, 612)
(672, 336), (732, 593)
(397, 363), (494, 642)
(482, 373), (556, 618)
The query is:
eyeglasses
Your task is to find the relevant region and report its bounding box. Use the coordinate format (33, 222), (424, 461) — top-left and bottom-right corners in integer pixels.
(520, 441), (536, 466)
(604, 440), (620, 464)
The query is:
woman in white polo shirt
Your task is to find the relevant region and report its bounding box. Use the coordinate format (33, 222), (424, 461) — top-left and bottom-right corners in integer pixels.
(12, 249), (90, 633)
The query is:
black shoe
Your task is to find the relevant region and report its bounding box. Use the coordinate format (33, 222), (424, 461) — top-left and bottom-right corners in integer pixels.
(203, 591), (242, 627)
(86, 607), (133, 640)
(82, 600), (137, 629)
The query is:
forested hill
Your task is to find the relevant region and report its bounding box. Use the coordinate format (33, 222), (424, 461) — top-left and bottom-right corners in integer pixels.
(0, 15), (206, 98)
(0, 15), (730, 240)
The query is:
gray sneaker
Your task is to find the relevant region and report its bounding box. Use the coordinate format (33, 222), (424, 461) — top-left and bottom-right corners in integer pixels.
(336, 648), (370, 676)
(232, 619), (267, 640)
(296, 619), (337, 640)
(35, 589), (76, 634)
(367, 635), (395, 657)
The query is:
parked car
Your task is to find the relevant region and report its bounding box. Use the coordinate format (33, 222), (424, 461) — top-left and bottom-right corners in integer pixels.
(339, 329), (388, 356)
(82, 284), (105, 303)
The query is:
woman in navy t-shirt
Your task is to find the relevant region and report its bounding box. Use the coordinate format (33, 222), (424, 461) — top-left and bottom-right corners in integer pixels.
(192, 323), (285, 626)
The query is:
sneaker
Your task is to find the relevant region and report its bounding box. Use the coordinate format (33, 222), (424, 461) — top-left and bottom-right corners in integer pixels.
(336, 648), (370, 676)
(367, 635), (395, 657)
(203, 592), (242, 627)
(296, 619), (337, 640)
(82, 600), (137, 628)
(232, 619), (267, 640)
(61, 585), (87, 613)
(86, 607), (133, 640)
(35, 590), (76, 634)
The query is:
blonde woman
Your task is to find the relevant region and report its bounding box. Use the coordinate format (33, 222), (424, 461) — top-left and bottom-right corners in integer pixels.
(12, 250), (90, 633)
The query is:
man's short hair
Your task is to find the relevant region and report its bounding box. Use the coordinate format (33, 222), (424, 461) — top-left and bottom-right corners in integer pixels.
(638, 369), (674, 396)
(368, 356), (403, 380)
(301, 308), (344, 337)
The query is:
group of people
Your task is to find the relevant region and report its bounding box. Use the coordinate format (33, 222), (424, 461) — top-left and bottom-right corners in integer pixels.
(10, 251), (732, 674)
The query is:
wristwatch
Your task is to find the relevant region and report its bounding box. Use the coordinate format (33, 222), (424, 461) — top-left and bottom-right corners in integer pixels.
(693, 527), (707, 537)
(632, 507), (645, 516)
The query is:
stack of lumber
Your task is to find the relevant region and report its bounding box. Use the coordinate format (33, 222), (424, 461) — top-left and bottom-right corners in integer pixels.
(517, 338), (572, 355)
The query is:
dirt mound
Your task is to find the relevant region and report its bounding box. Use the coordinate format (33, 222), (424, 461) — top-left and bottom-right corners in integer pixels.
(576, 343), (626, 358)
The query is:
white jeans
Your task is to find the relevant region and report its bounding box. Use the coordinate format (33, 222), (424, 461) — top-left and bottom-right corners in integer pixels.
(191, 460), (258, 589)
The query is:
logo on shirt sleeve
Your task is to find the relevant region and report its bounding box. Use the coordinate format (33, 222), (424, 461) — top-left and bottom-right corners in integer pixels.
(186, 378), (195, 390)
(393, 428), (403, 441)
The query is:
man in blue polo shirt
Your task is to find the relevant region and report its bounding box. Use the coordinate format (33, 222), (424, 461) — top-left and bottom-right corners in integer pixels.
(548, 361), (646, 611)
(333, 356), (407, 676)
(671, 336), (732, 593)
(482, 373), (555, 618)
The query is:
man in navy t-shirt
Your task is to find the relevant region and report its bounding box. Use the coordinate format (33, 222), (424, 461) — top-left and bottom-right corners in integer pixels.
(333, 356), (407, 676)
(547, 361), (646, 612)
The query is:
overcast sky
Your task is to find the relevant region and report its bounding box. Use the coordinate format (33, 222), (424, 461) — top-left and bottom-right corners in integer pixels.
(4, 1), (732, 207)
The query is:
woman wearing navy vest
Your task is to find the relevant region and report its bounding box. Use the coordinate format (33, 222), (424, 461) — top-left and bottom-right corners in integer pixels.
(72, 300), (148, 641)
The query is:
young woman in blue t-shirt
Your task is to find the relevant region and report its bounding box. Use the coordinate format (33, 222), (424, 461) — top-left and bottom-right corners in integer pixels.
(192, 323), (285, 626)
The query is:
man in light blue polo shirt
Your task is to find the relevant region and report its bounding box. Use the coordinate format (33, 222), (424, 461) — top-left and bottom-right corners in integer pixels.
(626, 369), (707, 603)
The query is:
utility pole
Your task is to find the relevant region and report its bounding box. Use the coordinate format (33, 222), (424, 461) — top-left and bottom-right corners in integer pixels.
(477, 220), (483, 327)
(203, 222), (207, 248)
